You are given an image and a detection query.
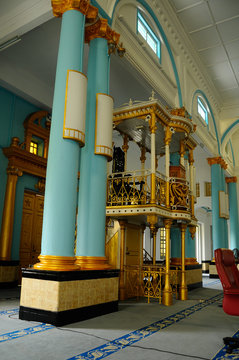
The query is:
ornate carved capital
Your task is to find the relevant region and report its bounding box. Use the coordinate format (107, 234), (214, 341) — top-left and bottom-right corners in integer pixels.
(164, 126), (172, 145)
(226, 176), (237, 184)
(147, 214), (158, 226)
(7, 165), (22, 177)
(207, 156), (221, 166)
(180, 223), (187, 232)
(119, 220), (127, 230)
(170, 106), (191, 120)
(207, 156), (227, 169)
(148, 113), (157, 134)
(51, 0), (98, 21)
(220, 158), (228, 170)
(85, 17), (120, 44)
(163, 218), (173, 229)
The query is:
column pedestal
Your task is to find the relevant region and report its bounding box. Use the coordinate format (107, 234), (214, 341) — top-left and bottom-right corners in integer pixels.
(19, 268), (119, 326)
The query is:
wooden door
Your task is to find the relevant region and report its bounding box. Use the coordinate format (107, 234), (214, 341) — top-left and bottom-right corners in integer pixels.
(125, 225), (141, 266)
(19, 192), (44, 270)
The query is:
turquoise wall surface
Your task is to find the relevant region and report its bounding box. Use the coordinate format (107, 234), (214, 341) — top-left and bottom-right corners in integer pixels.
(0, 86), (41, 260)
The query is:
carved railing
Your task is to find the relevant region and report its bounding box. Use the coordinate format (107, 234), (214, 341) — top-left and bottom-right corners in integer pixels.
(107, 171), (190, 213)
(156, 171), (167, 207)
(107, 170), (151, 206)
(124, 265), (179, 303)
(169, 177), (190, 211)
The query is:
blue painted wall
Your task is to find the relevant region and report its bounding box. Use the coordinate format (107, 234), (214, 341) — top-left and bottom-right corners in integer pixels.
(0, 86), (41, 260)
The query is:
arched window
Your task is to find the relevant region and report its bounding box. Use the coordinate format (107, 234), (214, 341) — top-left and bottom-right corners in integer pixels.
(197, 97), (208, 125)
(137, 10), (161, 60)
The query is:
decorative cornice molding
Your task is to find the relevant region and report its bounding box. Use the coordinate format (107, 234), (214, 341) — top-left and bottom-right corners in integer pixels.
(3, 140), (47, 178)
(157, 0), (221, 111)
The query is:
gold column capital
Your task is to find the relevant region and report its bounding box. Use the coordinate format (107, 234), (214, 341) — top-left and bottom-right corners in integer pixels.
(7, 165), (23, 177)
(51, 0), (98, 21)
(163, 218), (173, 229)
(207, 156), (221, 166)
(119, 220), (127, 230)
(220, 158), (228, 170)
(147, 214), (158, 226)
(226, 176), (237, 184)
(85, 17), (120, 45)
(164, 126), (173, 146)
(149, 113), (157, 134)
(179, 223), (187, 232)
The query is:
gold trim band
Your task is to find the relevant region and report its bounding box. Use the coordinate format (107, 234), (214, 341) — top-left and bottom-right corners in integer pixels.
(171, 257), (198, 266)
(75, 256), (111, 270)
(34, 255), (80, 271)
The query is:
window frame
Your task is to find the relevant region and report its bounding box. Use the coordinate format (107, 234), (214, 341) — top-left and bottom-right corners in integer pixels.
(137, 10), (161, 61)
(30, 140), (38, 155)
(197, 97), (208, 125)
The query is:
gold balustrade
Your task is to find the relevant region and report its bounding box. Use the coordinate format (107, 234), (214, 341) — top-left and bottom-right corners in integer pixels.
(169, 177), (190, 211)
(107, 171), (190, 213)
(124, 265), (179, 303)
(107, 170), (151, 206)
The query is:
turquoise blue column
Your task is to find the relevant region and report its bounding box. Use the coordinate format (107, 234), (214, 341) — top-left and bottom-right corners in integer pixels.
(210, 161), (224, 251)
(171, 228), (181, 258)
(221, 167), (228, 248)
(39, 10), (85, 260)
(227, 178), (239, 249)
(76, 37), (110, 267)
(186, 228), (195, 258)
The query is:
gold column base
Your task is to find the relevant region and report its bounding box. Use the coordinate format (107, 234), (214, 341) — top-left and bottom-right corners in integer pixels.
(171, 257), (199, 266)
(0, 256), (10, 261)
(75, 256), (111, 270)
(162, 289), (173, 306)
(34, 255), (80, 271)
(179, 286), (188, 301)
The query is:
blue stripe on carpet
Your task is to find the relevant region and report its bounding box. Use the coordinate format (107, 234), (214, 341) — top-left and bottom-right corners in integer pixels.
(0, 323), (54, 343)
(211, 329), (239, 359)
(0, 308), (19, 316)
(67, 293), (223, 360)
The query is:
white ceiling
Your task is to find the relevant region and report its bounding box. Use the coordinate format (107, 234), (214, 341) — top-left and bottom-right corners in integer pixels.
(0, 0), (238, 114)
(169, 0), (239, 109)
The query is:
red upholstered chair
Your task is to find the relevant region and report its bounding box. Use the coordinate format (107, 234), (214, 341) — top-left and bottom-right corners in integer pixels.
(215, 248), (239, 353)
(215, 248), (239, 315)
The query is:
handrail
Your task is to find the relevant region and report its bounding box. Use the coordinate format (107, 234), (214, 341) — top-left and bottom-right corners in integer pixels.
(143, 248), (153, 262)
